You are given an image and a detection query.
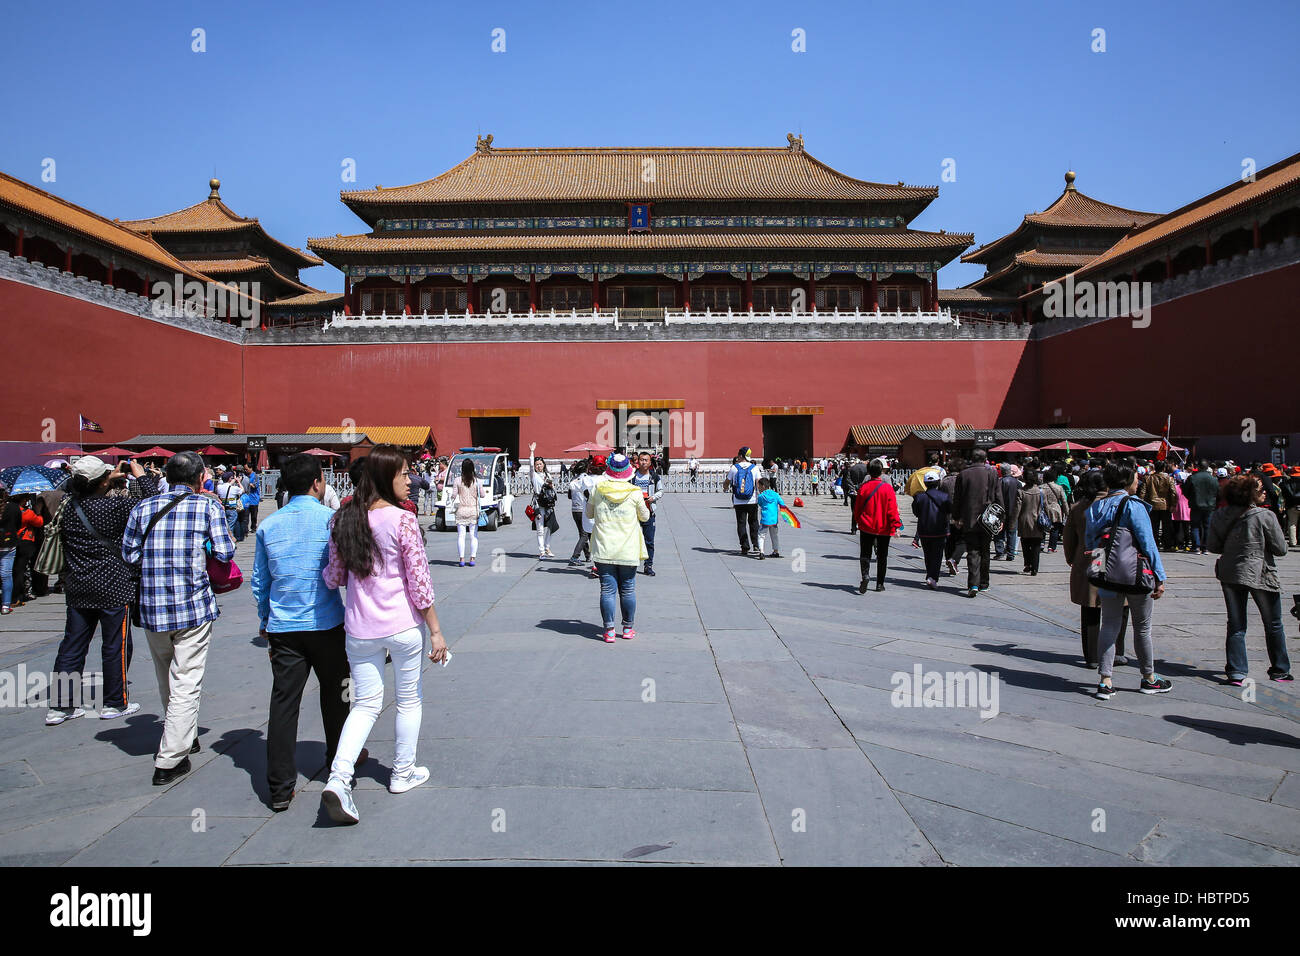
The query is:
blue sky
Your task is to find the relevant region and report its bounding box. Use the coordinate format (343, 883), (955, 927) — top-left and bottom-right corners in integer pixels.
(4, 0), (1297, 291)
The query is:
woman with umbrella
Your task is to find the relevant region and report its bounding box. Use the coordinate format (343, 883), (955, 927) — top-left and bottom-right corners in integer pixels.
(0, 483), (18, 613)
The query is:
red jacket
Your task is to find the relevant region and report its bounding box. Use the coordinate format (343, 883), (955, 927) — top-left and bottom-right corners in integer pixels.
(853, 478), (901, 536)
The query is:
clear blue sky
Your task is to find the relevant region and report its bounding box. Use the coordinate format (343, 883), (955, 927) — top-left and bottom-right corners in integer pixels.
(4, 0), (1297, 291)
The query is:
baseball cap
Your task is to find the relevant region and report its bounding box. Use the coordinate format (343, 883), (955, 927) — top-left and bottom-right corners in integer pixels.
(69, 455), (113, 483)
(923, 470), (941, 484)
(737, 446), (752, 460)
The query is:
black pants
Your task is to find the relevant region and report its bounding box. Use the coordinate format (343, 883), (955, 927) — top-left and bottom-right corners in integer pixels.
(945, 526), (967, 565)
(963, 527), (993, 590)
(1081, 604), (1128, 664)
(53, 605), (132, 710)
(247, 505), (259, 531)
(13, 541), (36, 599)
(569, 511), (590, 562)
(1022, 536), (1043, 573)
(734, 503), (759, 551)
(859, 534), (889, 586)
(920, 537), (945, 581)
(1151, 510), (1170, 549)
(267, 624), (350, 803)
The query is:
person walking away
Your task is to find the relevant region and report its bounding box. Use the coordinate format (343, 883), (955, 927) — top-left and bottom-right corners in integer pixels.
(123, 451), (236, 784)
(951, 450), (1001, 597)
(244, 472), (261, 532)
(1208, 474), (1292, 683)
(320, 445), (448, 825)
(1283, 465), (1300, 549)
(995, 464), (1022, 560)
(216, 469), (243, 542)
(1142, 462), (1176, 551)
(1186, 460), (1219, 554)
(844, 457), (870, 532)
(1041, 467), (1068, 552)
(254, 454), (357, 812)
(1015, 471), (1047, 575)
(940, 461), (966, 576)
(631, 452), (663, 575)
(1063, 469), (1129, 667)
(586, 455), (649, 643)
(1085, 459), (1171, 699)
(912, 471), (950, 588)
(453, 458), (481, 567)
(46, 457), (158, 725)
(1170, 472), (1191, 551)
(853, 459), (901, 593)
(407, 465), (430, 517)
(756, 477), (789, 559)
(13, 496), (42, 603)
(725, 447), (763, 556)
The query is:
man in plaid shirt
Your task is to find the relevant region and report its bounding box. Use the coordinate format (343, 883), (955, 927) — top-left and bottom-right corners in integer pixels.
(123, 451), (236, 785)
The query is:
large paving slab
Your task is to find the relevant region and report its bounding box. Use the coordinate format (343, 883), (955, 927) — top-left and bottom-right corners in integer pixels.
(0, 489), (1297, 865)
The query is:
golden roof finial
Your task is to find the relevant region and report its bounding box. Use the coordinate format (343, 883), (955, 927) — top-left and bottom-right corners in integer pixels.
(208, 178), (221, 200)
(1064, 170), (1077, 191)
(476, 133), (495, 153)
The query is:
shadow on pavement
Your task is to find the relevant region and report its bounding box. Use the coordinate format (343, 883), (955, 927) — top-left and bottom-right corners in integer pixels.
(536, 618), (605, 641)
(1162, 714), (1300, 749)
(801, 581), (861, 594)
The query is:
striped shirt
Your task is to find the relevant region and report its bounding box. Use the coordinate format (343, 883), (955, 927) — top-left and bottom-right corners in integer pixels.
(123, 487), (236, 632)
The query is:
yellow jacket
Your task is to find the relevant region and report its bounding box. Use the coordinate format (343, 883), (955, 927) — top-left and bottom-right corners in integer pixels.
(586, 479), (650, 565)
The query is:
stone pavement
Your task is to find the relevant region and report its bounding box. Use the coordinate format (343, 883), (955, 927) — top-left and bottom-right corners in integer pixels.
(1, 491), (1298, 866)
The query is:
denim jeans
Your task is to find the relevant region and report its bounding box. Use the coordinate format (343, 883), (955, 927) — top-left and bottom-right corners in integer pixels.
(329, 626), (426, 786)
(0, 548), (13, 606)
(1222, 584), (1292, 678)
(1190, 508), (1213, 550)
(597, 562), (637, 627)
(995, 527), (1018, 557)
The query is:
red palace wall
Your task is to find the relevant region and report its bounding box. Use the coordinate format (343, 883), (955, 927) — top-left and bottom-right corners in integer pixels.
(0, 278), (245, 442)
(242, 338), (1033, 457)
(1032, 261), (1300, 440)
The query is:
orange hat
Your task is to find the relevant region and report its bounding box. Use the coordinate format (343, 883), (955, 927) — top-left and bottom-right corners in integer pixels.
(1289, 465), (1300, 476)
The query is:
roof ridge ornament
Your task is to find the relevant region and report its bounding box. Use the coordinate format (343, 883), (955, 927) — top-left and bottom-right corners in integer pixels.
(208, 177), (221, 200)
(786, 133), (803, 152)
(1064, 170), (1077, 192)
(476, 133), (495, 154)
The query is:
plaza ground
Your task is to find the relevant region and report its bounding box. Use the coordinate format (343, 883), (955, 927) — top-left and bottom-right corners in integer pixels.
(0, 491), (1297, 866)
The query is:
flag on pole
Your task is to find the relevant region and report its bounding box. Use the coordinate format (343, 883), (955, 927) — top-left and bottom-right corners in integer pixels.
(1157, 415), (1171, 461)
(79, 414), (103, 434)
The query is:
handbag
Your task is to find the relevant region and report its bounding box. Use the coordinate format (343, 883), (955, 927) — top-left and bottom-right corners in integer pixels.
(1086, 495), (1156, 594)
(206, 551), (243, 593)
(1036, 490), (1052, 534)
(34, 498), (68, 576)
(477, 510), (489, 528)
(979, 501), (1006, 536)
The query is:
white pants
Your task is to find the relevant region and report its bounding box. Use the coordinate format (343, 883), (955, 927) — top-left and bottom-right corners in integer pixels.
(146, 622), (212, 769)
(457, 522), (478, 558)
(758, 523), (780, 554)
(329, 627), (425, 785)
(536, 524), (552, 552)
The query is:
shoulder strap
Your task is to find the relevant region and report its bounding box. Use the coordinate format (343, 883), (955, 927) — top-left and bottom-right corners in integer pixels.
(1102, 495), (1132, 559)
(72, 502), (130, 567)
(141, 492), (192, 545)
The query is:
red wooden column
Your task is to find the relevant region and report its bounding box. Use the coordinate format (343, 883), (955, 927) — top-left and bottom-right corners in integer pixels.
(681, 272), (690, 309)
(1164, 254), (1172, 279)
(529, 272), (537, 312)
(1204, 237), (1213, 266)
(921, 276), (932, 311)
(807, 272), (816, 313)
(466, 273), (475, 314)
(744, 269), (753, 311)
(869, 271), (879, 311)
(404, 274), (412, 314)
(14, 229), (23, 258)
(343, 274), (352, 315)
(930, 272), (939, 311)
(106, 262), (114, 288)
(592, 271), (599, 311)
(63, 247), (72, 273)
(1252, 220), (1261, 250)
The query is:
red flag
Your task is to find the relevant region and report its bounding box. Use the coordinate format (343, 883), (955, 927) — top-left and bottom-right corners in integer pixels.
(1157, 415), (1171, 461)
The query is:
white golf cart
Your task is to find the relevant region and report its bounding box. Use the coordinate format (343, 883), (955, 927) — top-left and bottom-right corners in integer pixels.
(434, 447), (515, 531)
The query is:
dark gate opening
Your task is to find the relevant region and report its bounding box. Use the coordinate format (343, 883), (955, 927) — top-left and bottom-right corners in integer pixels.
(761, 415), (813, 461)
(470, 417), (520, 458)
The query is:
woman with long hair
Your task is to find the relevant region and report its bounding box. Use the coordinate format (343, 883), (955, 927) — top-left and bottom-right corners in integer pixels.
(529, 443), (556, 556)
(0, 484), (18, 614)
(453, 457), (481, 567)
(321, 445), (448, 825)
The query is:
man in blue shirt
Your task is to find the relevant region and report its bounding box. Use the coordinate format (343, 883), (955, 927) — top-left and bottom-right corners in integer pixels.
(253, 454), (354, 812)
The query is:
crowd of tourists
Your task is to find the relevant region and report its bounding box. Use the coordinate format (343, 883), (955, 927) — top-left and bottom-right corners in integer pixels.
(10, 436), (1297, 826)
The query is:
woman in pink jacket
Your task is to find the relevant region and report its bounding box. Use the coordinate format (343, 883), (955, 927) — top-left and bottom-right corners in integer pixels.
(1171, 473), (1192, 552)
(320, 444), (448, 825)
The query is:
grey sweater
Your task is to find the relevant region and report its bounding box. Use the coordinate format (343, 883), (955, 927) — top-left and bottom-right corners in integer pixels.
(1207, 505), (1287, 591)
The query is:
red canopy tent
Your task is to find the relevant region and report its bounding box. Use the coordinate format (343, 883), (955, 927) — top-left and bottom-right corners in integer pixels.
(196, 445), (234, 456)
(131, 446), (175, 458)
(1039, 440), (1094, 452)
(42, 447), (84, 457)
(1091, 441), (1137, 454)
(1135, 441), (1186, 453)
(989, 440), (1040, 453)
(302, 447), (344, 457)
(87, 446), (134, 458)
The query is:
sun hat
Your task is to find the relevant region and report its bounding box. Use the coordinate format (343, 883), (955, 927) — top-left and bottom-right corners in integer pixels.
(69, 455), (113, 483)
(605, 454), (634, 480)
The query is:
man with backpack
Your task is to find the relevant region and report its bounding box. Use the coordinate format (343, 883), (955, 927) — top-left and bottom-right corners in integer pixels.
(951, 450), (1001, 597)
(725, 447), (762, 556)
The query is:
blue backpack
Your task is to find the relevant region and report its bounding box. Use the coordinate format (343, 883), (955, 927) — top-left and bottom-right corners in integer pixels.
(735, 462), (758, 498)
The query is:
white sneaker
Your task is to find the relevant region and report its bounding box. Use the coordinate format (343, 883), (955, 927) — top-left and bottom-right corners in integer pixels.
(389, 765), (430, 794)
(45, 707), (86, 725)
(99, 702), (141, 720)
(321, 777), (359, 824)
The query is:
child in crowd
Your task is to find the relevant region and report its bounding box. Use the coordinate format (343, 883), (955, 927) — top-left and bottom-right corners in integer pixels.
(756, 478), (788, 559)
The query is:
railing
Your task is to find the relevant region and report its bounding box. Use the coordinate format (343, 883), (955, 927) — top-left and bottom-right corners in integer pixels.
(324, 306), (959, 329)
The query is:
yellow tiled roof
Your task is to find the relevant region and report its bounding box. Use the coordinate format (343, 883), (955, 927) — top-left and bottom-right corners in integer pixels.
(308, 229), (973, 257)
(307, 425), (432, 446)
(271, 291), (344, 307)
(341, 145), (939, 205)
(181, 256), (315, 294)
(847, 424), (974, 446)
(1012, 250), (1096, 268)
